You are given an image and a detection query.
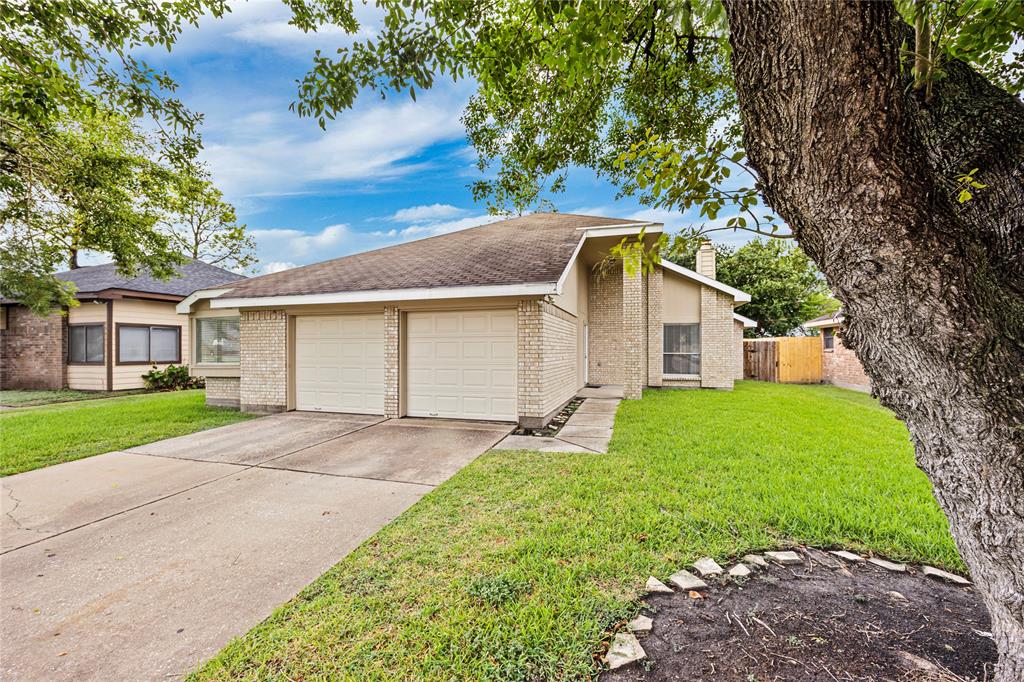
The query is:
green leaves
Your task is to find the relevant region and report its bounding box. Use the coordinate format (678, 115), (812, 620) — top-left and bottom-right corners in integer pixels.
(954, 167), (987, 204)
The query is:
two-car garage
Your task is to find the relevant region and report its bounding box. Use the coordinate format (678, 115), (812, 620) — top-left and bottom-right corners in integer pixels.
(293, 309), (517, 422)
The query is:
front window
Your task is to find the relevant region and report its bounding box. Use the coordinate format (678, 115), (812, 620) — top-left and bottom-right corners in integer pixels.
(664, 323), (700, 375)
(195, 317), (240, 364)
(69, 324), (104, 364)
(823, 327), (835, 351)
(117, 325), (181, 364)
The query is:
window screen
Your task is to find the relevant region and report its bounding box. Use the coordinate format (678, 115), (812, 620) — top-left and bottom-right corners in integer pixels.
(663, 323), (701, 375)
(117, 326), (180, 363)
(69, 325), (104, 363)
(195, 317), (240, 364)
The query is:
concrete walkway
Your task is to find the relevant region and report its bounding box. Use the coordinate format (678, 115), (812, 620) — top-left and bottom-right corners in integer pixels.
(1, 413), (510, 681)
(495, 387), (622, 453)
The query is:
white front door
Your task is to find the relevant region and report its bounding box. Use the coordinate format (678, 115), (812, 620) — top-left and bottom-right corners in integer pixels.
(405, 310), (517, 421)
(294, 314), (385, 414)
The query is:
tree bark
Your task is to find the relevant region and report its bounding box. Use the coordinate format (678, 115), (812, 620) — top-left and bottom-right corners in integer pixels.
(721, 1), (1024, 679)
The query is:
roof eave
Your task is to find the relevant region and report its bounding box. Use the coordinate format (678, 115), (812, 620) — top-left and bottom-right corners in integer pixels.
(209, 282), (558, 309)
(660, 260), (752, 303)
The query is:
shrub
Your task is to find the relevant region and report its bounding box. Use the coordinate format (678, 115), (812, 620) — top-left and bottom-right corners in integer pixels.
(142, 364), (204, 391)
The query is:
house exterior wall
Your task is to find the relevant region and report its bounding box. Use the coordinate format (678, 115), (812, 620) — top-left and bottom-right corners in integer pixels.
(734, 319), (745, 380)
(239, 309), (288, 413)
(647, 267), (663, 388)
(206, 377), (241, 408)
(0, 305), (66, 390)
(699, 288), (735, 389)
(384, 306), (400, 418)
(517, 299), (578, 426)
(588, 263), (623, 385)
(111, 299), (189, 390)
(822, 326), (871, 392)
(622, 256), (645, 400)
(66, 303), (108, 390)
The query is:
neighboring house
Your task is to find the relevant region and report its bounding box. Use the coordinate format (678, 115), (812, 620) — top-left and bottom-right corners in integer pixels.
(0, 261), (244, 391)
(178, 213), (753, 425)
(803, 310), (871, 392)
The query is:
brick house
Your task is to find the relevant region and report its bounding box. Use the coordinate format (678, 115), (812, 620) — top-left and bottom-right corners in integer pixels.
(0, 261), (243, 391)
(178, 213), (754, 426)
(803, 311), (871, 392)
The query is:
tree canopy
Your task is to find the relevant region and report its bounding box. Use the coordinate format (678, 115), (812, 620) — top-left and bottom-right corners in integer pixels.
(667, 239), (838, 337)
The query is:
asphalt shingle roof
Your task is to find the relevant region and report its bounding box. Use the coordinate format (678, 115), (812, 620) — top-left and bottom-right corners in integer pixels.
(221, 213), (646, 299)
(55, 260), (244, 298)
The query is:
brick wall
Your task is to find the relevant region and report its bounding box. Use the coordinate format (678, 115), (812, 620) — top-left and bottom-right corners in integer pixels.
(699, 288), (735, 389)
(205, 376), (240, 408)
(517, 299), (579, 426)
(647, 267), (663, 387)
(588, 263), (623, 384)
(384, 306), (400, 418)
(622, 255), (644, 400)
(0, 305), (66, 390)
(240, 309), (287, 412)
(823, 331), (871, 392)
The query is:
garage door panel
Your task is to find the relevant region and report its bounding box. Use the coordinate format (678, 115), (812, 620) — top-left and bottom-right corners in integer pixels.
(295, 313), (385, 415)
(406, 310), (517, 421)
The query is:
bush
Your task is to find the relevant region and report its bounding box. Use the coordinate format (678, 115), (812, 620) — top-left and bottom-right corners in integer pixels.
(142, 364), (204, 391)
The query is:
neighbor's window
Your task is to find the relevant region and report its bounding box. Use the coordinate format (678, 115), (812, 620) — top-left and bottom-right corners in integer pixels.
(195, 317), (240, 364)
(823, 327), (835, 351)
(664, 324), (701, 375)
(117, 325), (181, 364)
(69, 324), (104, 364)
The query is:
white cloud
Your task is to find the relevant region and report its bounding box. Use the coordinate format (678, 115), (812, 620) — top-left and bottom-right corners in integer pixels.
(388, 203), (467, 223)
(261, 261), (298, 274)
(201, 87), (471, 199)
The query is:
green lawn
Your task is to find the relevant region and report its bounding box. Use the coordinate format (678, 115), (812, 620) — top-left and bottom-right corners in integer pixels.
(192, 382), (957, 681)
(0, 388), (148, 407)
(0, 390), (253, 476)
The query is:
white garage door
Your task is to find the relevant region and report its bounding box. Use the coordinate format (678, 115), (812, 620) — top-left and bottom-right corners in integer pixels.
(406, 310), (517, 421)
(295, 314), (385, 414)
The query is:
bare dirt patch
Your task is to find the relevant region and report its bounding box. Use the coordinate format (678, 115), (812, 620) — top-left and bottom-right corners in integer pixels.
(603, 549), (997, 681)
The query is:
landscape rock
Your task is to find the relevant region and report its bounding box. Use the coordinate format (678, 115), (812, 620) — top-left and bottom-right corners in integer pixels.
(922, 565), (971, 585)
(668, 569), (708, 591)
(627, 615), (653, 634)
(886, 590), (909, 603)
(765, 550), (803, 566)
(645, 576), (673, 594)
(742, 554), (768, 568)
(829, 550), (865, 563)
(693, 557), (724, 576)
(868, 557), (907, 573)
(728, 563), (752, 578)
(605, 633), (647, 670)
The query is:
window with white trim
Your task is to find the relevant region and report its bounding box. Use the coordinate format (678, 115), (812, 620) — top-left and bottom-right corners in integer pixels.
(663, 323), (700, 375)
(195, 317), (240, 364)
(117, 325), (181, 364)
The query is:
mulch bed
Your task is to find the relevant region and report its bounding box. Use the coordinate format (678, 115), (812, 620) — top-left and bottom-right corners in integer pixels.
(603, 549), (997, 681)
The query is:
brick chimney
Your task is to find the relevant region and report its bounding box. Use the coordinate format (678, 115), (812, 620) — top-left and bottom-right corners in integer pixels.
(696, 241), (716, 279)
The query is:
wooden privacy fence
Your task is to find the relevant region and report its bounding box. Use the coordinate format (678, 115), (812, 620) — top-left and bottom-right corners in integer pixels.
(743, 337), (822, 383)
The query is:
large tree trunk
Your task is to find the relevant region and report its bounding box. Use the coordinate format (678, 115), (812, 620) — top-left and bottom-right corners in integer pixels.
(722, 1), (1024, 679)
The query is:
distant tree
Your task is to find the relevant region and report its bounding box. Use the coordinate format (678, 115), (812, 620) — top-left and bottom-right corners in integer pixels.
(1, 110), (186, 314)
(666, 237), (839, 337)
(160, 165), (255, 272)
(0, 0), (228, 312)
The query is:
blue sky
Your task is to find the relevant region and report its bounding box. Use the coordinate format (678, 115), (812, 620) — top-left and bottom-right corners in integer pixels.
(140, 1), (757, 274)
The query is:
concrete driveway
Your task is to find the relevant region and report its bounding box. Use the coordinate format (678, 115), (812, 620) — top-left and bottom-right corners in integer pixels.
(1, 412), (510, 681)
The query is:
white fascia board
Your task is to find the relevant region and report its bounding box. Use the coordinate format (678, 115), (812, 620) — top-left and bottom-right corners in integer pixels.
(553, 222), (664, 294)
(176, 288), (235, 314)
(210, 282), (558, 309)
(660, 260), (752, 303)
(803, 315), (844, 329)
(733, 312), (757, 328)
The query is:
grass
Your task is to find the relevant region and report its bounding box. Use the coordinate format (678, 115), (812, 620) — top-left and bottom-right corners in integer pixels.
(192, 382), (958, 681)
(0, 390), (253, 476)
(0, 388), (148, 407)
